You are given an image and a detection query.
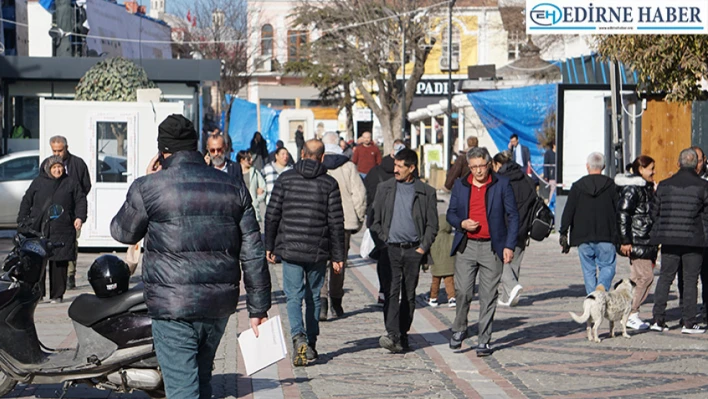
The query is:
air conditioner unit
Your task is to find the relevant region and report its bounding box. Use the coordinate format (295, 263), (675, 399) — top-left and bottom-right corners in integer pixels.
(256, 56), (273, 72)
(440, 56), (460, 72)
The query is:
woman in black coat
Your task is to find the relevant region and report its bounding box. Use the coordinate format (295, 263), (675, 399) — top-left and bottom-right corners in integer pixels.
(615, 155), (657, 330)
(18, 155), (87, 303)
(492, 151), (537, 306)
(250, 131), (269, 171)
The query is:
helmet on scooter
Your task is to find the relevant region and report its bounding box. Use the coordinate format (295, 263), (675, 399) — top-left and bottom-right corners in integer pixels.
(88, 255), (130, 298)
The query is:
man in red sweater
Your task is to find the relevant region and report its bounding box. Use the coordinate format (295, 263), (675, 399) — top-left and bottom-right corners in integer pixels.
(352, 131), (382, 178)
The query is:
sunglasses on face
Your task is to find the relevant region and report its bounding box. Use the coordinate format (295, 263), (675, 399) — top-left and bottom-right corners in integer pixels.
(209, 147), (225, 155)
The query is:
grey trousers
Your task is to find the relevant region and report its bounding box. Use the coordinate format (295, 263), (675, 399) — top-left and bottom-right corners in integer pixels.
(499, 247), (525, 303)
(452, 240), (502, 345)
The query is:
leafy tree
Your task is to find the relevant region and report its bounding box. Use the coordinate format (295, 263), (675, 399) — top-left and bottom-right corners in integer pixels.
(290, 0), (439, 153)
(595, 35), (708, 102)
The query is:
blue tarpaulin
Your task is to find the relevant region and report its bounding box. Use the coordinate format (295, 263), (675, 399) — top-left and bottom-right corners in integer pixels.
(222, 96), (280, 160)
(466, 84), (557, 177)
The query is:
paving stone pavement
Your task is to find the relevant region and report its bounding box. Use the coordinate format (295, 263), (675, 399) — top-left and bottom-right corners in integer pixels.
(1, 194), (707, 398)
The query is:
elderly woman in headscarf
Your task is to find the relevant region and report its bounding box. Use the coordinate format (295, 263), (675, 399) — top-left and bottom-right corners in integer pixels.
(18, 155), (87, 303)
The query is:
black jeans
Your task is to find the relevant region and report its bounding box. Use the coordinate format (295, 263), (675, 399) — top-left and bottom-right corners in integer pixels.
(653, 245), (702, 327)
(40, 261), (68, 300)
(676, 248), (708, 315)
(377, 246), (392, 297)
(383, 246), (423, 339)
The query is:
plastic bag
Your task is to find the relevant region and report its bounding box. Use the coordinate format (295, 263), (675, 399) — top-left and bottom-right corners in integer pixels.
(360, 229), (376, 260)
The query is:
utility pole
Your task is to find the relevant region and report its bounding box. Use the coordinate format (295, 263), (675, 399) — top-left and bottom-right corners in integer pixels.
(609, 61), (624, 175)
(400, 19), (406, 138)
(447, 0), (456, 153)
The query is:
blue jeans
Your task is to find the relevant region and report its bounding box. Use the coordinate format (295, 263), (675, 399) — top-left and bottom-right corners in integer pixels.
(282, 260), (326, 344)
(578, 242), (616, 295)
(152, 317), (229, 399)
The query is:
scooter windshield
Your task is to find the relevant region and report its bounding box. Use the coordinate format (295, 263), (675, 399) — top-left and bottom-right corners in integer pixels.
(21, 240), (47, 258)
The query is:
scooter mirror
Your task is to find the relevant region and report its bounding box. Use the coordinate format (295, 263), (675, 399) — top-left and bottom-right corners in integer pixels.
(48, 205), (64, 220)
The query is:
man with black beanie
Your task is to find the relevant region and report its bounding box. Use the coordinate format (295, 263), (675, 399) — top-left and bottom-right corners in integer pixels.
(111, 114), (271, 398)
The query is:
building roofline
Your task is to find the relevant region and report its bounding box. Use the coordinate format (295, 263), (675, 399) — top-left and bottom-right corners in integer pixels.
(0, 56), (221, 83)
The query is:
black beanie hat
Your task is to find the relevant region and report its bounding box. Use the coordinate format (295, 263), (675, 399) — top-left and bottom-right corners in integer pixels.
(158, 114), (198, 153)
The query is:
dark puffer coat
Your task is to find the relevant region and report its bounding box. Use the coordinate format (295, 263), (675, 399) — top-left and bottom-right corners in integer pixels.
(560, 174), (618, 247)
(110, 151), (271, 320)
(18, 170), (87, 261)
(265, 159), (346, 264)
(649, 168), (708, 248)
(497, 162), (537, 250)
(615, 174), (658, 260)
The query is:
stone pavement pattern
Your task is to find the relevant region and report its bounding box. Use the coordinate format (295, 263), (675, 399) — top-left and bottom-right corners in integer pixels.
(1, 199), (708, 398)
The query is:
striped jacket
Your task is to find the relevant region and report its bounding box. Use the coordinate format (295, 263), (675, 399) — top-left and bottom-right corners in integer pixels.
(263, 161), (293, 205)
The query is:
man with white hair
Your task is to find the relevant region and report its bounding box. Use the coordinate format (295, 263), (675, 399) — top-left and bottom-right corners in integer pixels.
(319, 132), (367, 320)
(559, 152), (618, 295)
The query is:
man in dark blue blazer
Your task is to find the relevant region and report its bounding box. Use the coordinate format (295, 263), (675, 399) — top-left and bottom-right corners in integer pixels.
(446, 147), (519, 356)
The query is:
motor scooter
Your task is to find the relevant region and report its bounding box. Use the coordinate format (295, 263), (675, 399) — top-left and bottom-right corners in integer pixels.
(0, 205), (164, 398)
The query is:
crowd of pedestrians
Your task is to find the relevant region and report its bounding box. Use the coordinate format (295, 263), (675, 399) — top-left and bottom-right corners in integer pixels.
(21, 114), (708, 397)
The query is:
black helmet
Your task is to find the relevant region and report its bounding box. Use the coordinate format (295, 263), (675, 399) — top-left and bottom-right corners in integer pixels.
(88, 255), (130, 298)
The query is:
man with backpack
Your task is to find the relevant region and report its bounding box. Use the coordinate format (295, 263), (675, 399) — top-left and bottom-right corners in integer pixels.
(492, 151), (538, 307)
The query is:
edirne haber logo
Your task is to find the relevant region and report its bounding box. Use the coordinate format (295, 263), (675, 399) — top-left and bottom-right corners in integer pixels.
(525, 0), (708, 34)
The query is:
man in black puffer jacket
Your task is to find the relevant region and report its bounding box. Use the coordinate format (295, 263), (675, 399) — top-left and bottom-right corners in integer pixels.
(110, 115), (271, 399)
(649, 148), (708, 334)
(265, 139), (345, 367)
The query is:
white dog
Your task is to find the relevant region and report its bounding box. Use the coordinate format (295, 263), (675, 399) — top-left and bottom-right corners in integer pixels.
(570, 279), (636, 343)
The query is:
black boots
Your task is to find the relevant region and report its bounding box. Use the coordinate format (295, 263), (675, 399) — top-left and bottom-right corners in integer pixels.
(67, 275), (76, 290)
(331, 298), (344, 318)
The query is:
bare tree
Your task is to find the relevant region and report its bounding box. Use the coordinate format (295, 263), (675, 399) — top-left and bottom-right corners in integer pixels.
(181, 0), (260, 134)
(291, 0), (441, 153)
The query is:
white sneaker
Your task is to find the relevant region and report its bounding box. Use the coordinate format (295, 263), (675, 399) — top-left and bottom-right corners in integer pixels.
(681, 324), (706, 334)
(508, 285), (523, 307)
(626, 313), (649, 330)
(649, 322), (668, 332)
(428, 298), (439, 307)
(448, 298), (456, 308)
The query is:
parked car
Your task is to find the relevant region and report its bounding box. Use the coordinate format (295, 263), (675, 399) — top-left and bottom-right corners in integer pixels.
(0, 151), (40, 227)
(0, 150), (127, 227)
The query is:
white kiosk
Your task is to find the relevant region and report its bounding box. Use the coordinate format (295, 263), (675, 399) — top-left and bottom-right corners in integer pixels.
(39, 99), (183, 248)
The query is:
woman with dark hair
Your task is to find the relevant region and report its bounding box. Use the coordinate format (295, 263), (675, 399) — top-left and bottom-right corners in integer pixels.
(615, 155), (657, 330)
(250, 131), (269, 171)
(17, 155), (87, 303)
(491, 150), (537, 306)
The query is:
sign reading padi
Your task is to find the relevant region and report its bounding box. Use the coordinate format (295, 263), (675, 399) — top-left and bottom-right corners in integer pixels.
(525, 0), (708, 34)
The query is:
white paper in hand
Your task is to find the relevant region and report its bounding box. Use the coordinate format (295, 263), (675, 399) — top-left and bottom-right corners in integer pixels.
(237, 315), (287, 375)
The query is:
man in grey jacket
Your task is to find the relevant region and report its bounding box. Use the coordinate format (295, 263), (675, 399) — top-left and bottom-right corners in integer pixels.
(370, 148), (438, 353)
(111, 115), (271, 398)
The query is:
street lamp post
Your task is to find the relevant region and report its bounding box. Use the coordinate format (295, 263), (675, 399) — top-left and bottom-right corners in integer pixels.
(447, 0), (457, 154)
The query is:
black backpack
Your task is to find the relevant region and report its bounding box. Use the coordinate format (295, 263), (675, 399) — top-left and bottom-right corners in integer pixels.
(527, 196), (554, 241)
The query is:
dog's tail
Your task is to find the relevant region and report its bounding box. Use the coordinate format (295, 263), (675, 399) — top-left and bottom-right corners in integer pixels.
(569, 295), (595, 323)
